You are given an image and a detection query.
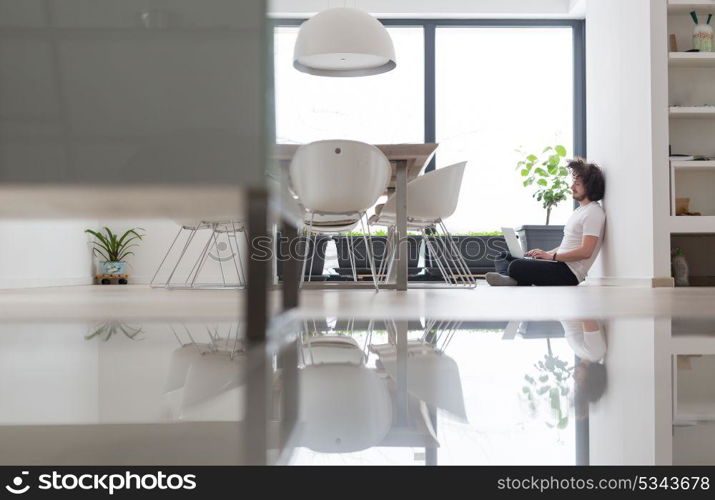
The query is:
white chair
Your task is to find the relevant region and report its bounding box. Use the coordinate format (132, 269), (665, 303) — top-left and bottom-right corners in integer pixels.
(289, 140), (391, 289)
(150, 219), (247, 289)
(370, 161), (475, 287)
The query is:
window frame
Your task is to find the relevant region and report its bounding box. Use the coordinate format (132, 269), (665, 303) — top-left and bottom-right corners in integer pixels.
(270, 18), (586, 173)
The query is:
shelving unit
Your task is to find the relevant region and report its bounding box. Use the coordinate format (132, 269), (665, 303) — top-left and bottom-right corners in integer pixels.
(670, 160), (715, 169)
(667, 1), (715, 286)
(669, 52), (715, 66)
(668, 1), (715, 14)
(669, 106), (715, 118)
(670, 216), (715, 233)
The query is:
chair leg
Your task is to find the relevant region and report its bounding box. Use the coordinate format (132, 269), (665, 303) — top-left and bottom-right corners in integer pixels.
(435, 227), (459, 285)
(376, 225), (394, 284)
(150, 225), (183, 287)
(347, 233), (358, 282)
(299, 214), (315, 288)
(439, 221), (476, 287)
(211, 226), (227, 287)
(227, 222), (245, 288)
(424, 229), (454, 285)
(359, 214), (379, 291)
(307, 231), (319, 283)
(165, 227), (199, 287)
(189, 226), (217, 287)
(384, 226), (399, 284)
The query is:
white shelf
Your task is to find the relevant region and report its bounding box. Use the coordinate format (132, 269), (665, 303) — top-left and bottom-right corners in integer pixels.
(670, 106), (715, 118)
(670, 215), (715, 233)
(671, 160), (715, 169)
(668, 1), (715, 14)
(669, 52), (715, 67)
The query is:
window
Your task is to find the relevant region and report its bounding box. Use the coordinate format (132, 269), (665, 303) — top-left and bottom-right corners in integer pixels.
(274, 26), (424, 144)
(436, 27), (575, 232)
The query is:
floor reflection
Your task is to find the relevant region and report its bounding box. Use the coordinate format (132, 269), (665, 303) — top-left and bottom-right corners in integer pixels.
(1, 316), (715, 465)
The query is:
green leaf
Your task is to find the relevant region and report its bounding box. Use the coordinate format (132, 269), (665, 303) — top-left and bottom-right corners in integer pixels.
(559, 167), (568, 176)
(535, 168), (548, 177)
(555, 145), (567, 157)
(527, 154), (538, 162)
(537, 179), (548, 186)
(520, 169), (529, 177)
(549, 387), (560, 410)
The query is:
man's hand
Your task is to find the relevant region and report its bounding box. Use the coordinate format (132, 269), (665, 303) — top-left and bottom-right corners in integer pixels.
(524, 248), (554, 260)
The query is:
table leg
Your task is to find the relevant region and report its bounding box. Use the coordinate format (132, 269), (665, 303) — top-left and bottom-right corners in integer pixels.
(245, 188), (268, 464)
(281, 220), (299, 311)
(396, 161), (408, 291)
(395, 319), (409, 425)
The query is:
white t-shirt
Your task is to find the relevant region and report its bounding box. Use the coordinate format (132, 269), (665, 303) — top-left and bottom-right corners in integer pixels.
(561, 320), (607, 362)
(557, 201), (606, 282)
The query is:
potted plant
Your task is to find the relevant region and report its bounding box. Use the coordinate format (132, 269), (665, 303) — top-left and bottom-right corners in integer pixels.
(521, 337), (573, 431)
(85, 227), (145, 275)
(334, 231), (421, 278)
(425, 231), (507, 277)
(516, 145), (571, 251)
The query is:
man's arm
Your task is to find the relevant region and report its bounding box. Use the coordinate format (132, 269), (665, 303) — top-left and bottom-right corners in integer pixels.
(527, 236), (598, 261)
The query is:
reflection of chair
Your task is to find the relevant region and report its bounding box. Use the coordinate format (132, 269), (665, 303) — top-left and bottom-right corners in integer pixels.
(151, 220), (247, 289)
(298, 363), (392, 453)
(164, 323), (246, 419)
(289, 140), (391, 289)
(370, 319), (468, 421)
(370, 162), (475, 287)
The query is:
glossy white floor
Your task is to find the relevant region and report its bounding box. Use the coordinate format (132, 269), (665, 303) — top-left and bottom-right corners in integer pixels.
(1, 283), (715, 321)
(1, 284), (714, 465)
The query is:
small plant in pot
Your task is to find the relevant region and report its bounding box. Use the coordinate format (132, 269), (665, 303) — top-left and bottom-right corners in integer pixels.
(515, 145), (572, 251)
(85, 227), (145, 275)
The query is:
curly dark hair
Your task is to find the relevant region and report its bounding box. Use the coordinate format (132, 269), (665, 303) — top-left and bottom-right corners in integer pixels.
(567, 158), (605, 202)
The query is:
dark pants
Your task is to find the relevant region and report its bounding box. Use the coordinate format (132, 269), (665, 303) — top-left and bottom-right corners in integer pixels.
(494, 251), (579, 286)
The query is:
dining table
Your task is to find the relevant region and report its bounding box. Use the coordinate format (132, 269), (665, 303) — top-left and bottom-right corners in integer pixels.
(273, 143), (439, 291)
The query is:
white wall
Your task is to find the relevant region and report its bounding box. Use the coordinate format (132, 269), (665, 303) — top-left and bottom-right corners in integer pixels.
(585, 0), (671, 285)
(589, 318), (672, 465)
(0, 221), (95, 289)
(98, 219), (242, 285)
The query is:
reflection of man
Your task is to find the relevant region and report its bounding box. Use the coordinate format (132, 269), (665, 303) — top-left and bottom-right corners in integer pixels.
(486, 159), (606, 286)
(562, 320), (607, 418)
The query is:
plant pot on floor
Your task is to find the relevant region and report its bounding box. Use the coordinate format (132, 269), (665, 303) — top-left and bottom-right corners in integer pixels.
(276, 233), (330, 279)
(334, 235), (420, 277)
(516, 225), (564, 252)
(102, 261), (126, 274)
(425, 235), (508, 276)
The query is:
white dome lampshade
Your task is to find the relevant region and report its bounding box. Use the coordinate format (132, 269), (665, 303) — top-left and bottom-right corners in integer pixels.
(293, 7), (396, 77)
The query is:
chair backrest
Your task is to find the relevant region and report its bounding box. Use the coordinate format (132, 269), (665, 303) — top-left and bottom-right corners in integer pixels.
(382, 161), (467, 221)
(290, 140), (391, 214)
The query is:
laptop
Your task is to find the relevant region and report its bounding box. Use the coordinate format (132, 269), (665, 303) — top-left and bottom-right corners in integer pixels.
(501, 227), (558, 262)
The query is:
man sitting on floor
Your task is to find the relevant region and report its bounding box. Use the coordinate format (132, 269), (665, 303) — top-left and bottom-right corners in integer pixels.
(486, 158), (606, 286)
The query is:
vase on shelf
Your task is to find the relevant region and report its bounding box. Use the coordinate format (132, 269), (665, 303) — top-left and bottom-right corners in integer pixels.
(671, 248), (690, 287)
(691, 11), (714, 52)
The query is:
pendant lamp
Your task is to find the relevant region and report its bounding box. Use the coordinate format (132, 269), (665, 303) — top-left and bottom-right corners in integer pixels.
(293, 7), (396, 77)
